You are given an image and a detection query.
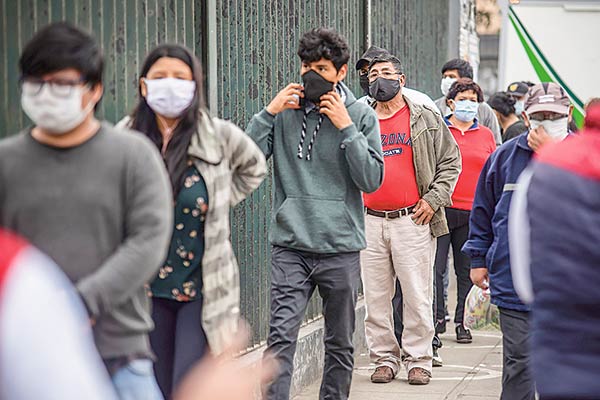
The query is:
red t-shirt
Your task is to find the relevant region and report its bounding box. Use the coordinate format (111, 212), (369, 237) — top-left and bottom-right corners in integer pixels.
(364, 106), (420, 210)
(448, 121), (496, 210)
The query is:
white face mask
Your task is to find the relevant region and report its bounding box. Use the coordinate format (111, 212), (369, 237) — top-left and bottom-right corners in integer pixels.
(21, 82), (94, 135)
(144, 78), (196, 119)
(514, 100), (525, 116)
(529, 117), (569, 140)
(440, 77), (457, 96)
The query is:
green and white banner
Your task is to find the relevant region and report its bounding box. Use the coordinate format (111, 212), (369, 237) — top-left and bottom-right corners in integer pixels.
(508, 6), (585, 127)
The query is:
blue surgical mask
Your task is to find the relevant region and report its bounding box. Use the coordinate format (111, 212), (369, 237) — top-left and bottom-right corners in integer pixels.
(514, 100), (525, 116)
(453, 100), (479, 122)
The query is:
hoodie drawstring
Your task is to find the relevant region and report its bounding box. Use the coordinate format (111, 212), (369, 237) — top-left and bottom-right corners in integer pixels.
(297, 110), (324, 161)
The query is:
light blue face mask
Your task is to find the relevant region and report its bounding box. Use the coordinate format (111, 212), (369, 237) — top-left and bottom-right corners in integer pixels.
(453, 100), (479, 122)
(514, 100), (525, 116)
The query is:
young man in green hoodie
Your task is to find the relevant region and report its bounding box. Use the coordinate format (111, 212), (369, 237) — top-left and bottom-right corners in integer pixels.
(247, 28), (384, 400)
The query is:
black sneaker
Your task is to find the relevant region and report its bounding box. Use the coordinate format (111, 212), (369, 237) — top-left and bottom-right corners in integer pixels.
(435, 319), (446, 334)
(456, 324), (473, 344)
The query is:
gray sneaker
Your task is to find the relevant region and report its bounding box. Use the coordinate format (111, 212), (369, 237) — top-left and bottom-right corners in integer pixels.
(433, 346), (443, 367)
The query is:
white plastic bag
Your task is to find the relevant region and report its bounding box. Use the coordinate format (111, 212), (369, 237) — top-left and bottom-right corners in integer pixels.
(463, 284), (500, 330)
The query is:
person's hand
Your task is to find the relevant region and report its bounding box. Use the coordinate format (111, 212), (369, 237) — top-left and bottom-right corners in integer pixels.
(411, 199), (435, 225)
(319, 91), (353, 130)
(470, 268), (489, 290)
(266, 83), (303, 115)
(174, 323), (278, 400)
(527, 126), (554, 152)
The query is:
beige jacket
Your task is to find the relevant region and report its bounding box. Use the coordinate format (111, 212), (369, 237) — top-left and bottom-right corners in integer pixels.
(119, 111), (267, 353)
(404, 96), (462, 237)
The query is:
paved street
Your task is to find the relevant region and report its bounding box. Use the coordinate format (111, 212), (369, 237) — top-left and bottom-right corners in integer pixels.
(295, 277), (503, 400)
(295, 328), (502, 400)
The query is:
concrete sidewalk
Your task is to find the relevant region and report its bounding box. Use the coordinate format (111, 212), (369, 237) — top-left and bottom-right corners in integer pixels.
(294, 328), (502, 400)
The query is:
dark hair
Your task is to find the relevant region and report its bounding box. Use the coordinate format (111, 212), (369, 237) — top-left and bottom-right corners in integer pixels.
(19, 22), (103, 85)
(488, 91), (517, 116)
(129, 44), (205, 198)
(441, 58), (473, 79)
(369, 54), (404, 74)
(297, 28), (350, 71)
(446, 78), (484, 103)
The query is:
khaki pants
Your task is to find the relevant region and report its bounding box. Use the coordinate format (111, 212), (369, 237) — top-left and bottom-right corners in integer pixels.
(361, 213), (436, 375)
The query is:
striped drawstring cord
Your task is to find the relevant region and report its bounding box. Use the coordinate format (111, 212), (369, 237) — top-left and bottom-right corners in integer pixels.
(297, 110), (309, 159)
(305, 114), (323, 161)
(297, 109), (323, 161)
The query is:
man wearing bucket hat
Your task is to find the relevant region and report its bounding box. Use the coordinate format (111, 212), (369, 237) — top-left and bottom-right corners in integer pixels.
(523, 82), (573, 150)
(462, 82), (572, 400)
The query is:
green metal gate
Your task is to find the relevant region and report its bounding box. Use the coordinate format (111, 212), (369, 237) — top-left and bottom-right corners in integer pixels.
(370, 0), (450, 97)
(212, 0), (368, 348)
(0, 0), (449, 349)
(0, 0), (207, 134)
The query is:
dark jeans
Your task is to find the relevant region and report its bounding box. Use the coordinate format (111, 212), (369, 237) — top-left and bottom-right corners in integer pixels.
(265, 246), (360, 400)
(434, 208), (472, 325)
(150, 297), (208, 399)
(499, 307), (535, 400)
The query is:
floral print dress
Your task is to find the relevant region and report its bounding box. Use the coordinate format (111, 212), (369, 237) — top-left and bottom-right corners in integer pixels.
(150, 164), (208, 302)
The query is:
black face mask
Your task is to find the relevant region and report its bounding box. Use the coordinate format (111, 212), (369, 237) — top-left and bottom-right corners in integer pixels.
(360, 74), (370, 96)
(302, 70), (335, 103)
(369, 77), (401, 102)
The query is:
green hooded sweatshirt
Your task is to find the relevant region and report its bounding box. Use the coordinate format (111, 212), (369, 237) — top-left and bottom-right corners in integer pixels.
(247, 83), (383, 253)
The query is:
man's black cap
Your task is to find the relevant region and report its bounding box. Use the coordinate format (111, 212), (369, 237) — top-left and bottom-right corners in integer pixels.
(355, 45), (390, 71)
(506, 81), (530, 97)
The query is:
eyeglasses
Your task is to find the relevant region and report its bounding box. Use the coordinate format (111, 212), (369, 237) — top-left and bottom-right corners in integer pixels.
(368, 70), (401, 81)
(20, 77), (87, 98)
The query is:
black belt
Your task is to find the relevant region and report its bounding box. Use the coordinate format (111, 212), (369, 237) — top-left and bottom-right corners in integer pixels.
(366, 206), (415, 219)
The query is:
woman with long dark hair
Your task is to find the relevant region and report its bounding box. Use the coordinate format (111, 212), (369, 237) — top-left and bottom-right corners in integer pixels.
(118, 44), (266, 398)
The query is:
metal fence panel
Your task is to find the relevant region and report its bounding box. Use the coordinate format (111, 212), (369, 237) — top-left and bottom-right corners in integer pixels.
(0, 0), (205, 135)
(370, 0), (450, 98)
(1, 0), (450, 350)
(215, 0), (367, 348)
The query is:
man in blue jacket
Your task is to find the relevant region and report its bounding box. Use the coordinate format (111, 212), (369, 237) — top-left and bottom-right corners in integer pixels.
(462, 82), (572, 400)
(509, 104), (600, 400)
(247, 28), (383, 400)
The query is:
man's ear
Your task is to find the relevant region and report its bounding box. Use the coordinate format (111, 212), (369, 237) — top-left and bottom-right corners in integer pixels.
(399, 74), (406, 87)
(336, 64), (348, 82)
(568, 104), (574, 122)
(84, 83), (103, 109)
